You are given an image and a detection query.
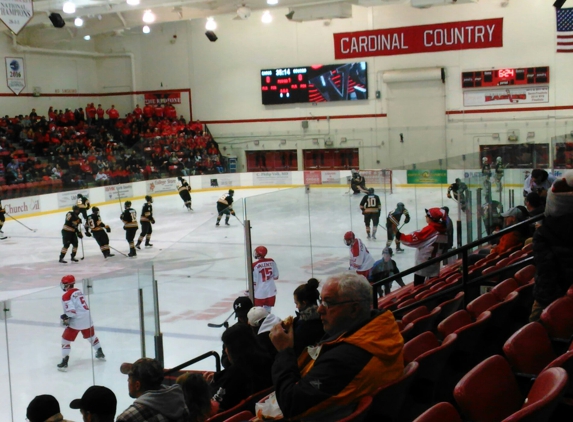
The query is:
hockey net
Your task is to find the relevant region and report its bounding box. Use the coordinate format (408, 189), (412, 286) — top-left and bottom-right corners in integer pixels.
(360, 169), (393, 194)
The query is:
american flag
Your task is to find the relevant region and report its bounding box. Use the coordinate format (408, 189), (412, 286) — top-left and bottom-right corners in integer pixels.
(557, 8), (573, 52)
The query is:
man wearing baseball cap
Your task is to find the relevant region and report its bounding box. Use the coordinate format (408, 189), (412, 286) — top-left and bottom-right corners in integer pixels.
(70, 385), (117, 421)
(233, 296), (253, 324)
(27, 395), (72, 422)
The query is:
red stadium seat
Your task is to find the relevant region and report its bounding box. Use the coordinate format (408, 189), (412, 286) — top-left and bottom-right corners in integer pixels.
(402, 306), (429, 325)
(514, 265), (536, 286)
(540, 296), (573, 341)
(222, 411), (254, 422)
(466, 292), (500, 319)
(491, 278), (519, 301)
(404, 331), (441, 365)
(503, 322), (557, 376)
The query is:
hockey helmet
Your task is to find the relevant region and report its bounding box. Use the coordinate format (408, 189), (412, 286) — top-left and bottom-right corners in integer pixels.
(229, 189), (234, 196)
(426, 208), (445, 223)
(368, 188), (375, 194)
(441, 206), (450, 215)
(254, 246), (268, 259)
(92, 206), (100, 214)
(72, 205), (80, 213)
(60, 274), (75, 291)
(145, 195), (153, 203)
(482, 157), (488, 163)
(397, 202), (405, 210)
(124, 201), (132, 209)
(351, 169), (358, 175)
(496, 156), (502, 163)
(344, 231), (355, 246)
(455, 178), (461, 183)
(77, 193), (82, 198)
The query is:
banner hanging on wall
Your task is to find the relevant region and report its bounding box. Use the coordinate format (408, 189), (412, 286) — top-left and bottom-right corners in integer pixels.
(5, 57), (25, 95)
(144, 91), (181, 105)
(333, 18), (503, 59)
(0, 0), (33, 35)
(463, 86), (549, 107)
(407, 170), (447, 184)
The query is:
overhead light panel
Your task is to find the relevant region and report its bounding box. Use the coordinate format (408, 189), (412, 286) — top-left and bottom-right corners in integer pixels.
(205, 17), (217, 30)
(74, 17), (83, 27)
(63, 2), (76, 14)
(83, 35), (91, 40)
(267, 0), (279, 4)
(142, 25), (151, 34)
(142, 9), (156, 23)
(262, 10), (272, 23)
(126, 0), (140, 5)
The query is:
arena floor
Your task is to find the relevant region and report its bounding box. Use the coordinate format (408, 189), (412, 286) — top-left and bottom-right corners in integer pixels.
(0, 184), (454, 421)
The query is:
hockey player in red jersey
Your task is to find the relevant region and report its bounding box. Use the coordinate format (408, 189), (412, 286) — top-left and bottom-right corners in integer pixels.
(57, 275), (105, 371)
(344, 231), (374, 278)
(252, 246), (279, 312)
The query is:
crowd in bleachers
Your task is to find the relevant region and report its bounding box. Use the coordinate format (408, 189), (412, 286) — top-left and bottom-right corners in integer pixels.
(0, 103), (225, 193)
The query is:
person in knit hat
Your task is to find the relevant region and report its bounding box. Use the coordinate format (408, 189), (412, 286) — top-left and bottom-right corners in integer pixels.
(530, 170), (573, 321)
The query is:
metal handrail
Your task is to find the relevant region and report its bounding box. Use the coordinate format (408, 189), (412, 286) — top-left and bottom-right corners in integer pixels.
(164, 350), (221, 376)
(373, 213), (544, 309)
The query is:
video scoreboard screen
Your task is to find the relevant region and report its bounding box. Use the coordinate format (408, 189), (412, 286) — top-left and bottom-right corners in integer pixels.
(462, 67), (549, 89)
(261, 62), (368, 105)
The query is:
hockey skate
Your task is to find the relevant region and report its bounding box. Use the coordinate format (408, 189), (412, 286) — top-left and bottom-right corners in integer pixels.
(225, 222), (230, 226)
(367, 234), (371, 239)
(372, 234), (377, 240)
(70, 257), (79, 262)
(95, 348), (106, 360)
(136, 243), (141, 250)
(57, 356), (69, 371)
(145, 243), (153, 247)
(396, 246), (405, 253)
(216, 221), (220, 226)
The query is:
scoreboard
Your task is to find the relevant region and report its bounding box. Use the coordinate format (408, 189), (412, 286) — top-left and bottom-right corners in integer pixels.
(462, 67), (549, 89)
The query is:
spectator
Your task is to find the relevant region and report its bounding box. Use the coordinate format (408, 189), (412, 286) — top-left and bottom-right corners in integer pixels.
(523, 169), (557, 203)
(27, 394), (72, 422)
(176, 372), (217, 422)
(395, 208), (448, 286)
(441, 206), (454, 252)
(96, 104), (105, 125)
(489, 207), (529, 256)
(247, 306), (281, 360)
(292, 278), (324, 357)
(525, 191), (544, 217)
(269, 272), (404, 421)
(95, 169), (109, 186)
(206, 323), (272, 411)
(69, 385), (117, 422)
(118, 357), (190, 422)
(369, 247), (405, 297)
(530, 170), (573, 321)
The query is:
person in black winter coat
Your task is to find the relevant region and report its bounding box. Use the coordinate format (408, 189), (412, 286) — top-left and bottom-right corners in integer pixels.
(292, 278), (325, 357)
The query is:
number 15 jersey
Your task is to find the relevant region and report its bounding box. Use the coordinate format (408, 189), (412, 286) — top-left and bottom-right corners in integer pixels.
(252, 258), (279, 300)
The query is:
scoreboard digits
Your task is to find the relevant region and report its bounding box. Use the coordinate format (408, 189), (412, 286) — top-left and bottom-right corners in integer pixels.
(462, 67), (549, 88)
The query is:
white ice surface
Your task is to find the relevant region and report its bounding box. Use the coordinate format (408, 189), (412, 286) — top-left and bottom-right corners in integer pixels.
(0, 185), (451, 421)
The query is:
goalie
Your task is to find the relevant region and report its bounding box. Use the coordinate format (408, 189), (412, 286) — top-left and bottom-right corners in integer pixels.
(58, 275), (105, 371)
(350, 169), (368, 194)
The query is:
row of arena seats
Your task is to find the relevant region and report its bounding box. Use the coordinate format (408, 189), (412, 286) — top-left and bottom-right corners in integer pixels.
(0, 179), (63, 196)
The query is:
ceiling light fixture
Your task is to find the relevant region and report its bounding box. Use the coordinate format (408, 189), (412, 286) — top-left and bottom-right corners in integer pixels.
(262, 10), (272, 24)
(126, 0), (140, 5)
(142, 25), (150, 34)
(74, 17), (83, 27)
(267, 0), (279, 5)
(84, 35), (91, 40)
(205, 17), (217, 31)
(142, 10), (156, 23)
(63, 2), (76, 14)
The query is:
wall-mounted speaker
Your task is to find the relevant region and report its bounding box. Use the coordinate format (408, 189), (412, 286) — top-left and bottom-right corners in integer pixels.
(205, 31), (218, 42)
(49, 13), (66, 28)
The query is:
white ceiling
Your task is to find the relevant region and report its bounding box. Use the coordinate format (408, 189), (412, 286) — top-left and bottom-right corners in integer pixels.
(15, 0), (406, 46)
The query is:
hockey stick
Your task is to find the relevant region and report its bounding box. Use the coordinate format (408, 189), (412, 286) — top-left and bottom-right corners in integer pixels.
(233, 214), (244, 227)
(80, 236), (85, 260)
(6, 212), (37, 232)
(207, 311), (234, 328)
(108, 245), (129, 257)
(117, 189), (123, 213)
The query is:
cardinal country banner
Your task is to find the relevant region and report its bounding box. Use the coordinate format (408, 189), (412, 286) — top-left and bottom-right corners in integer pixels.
(333, 18), (503, 59)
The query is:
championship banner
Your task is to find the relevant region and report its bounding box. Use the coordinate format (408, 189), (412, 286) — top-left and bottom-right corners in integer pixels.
(3, 195), (40, 216)
(333, 18), (503, 59)
(105, 184), (133, 201)
(0, 0), (33, 35)
(463, 86), (549, 107)
(203, 174), (241, 189)
(407, 170), (447, 184)
(304, 171), (322, 185)
(146, 178), (177, 194)
(144, 91), (181, 105)
(57, 190), (90, 209)
(253, 172), (292, 186)
(5, 57), (25, 95)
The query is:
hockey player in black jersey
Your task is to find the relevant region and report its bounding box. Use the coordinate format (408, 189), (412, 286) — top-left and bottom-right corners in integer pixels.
(60, 205), (85, 263)
(386, 202), (410, 252)
(350, 169), (368, 194)
(359, 188), (382, 239)
(177, 177), (193, 210)
(120, 201), (139, 257)
(76, 193), (91, 222)
(216, 189), (235, 226)
(136, 195), (155, 249)
(85, 207), (114, 259)
(0, 199), (5, 237)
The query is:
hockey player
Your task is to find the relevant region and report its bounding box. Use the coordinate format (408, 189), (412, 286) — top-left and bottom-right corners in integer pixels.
(85, 207), (114, 259)
(447, 178), (468, 212)
(0, 199), (5, 239)
(59, 205), (86, 263)
(177, 176), (193, 211)
(136, 195), (155, 249)
(350, 169), (368, 194)
(343, 231), (374, 278)
(120, 201), (138, 257)
(493, 157), (505, 192)
(252, 246), (279, 312)
(482, 157), (492, 193)
(76, 193), (91, 222)
(57, 275), (105, 371)
(216, 189), (235, 226)
(386, 202), (410, 252)
(359, 188), (381, 239)
(394, 208), (448, 286)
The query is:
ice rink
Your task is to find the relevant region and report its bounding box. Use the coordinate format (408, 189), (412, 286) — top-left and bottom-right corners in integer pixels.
(0, 183), (454, 421)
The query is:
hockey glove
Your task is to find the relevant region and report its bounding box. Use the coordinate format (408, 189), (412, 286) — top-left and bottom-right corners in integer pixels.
(405, 216), (411, 224)
(447, 193), (452, 199)
(151, 218), (156, 224)
(60, 314), (70, 326)
(231, 210), (236, 216)
(85, 231), (92, 237)
(105, 226), (111, 233)
(77, 232), (83, 239)
(395, 231), (402, 240)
